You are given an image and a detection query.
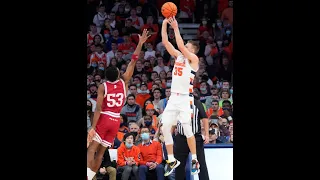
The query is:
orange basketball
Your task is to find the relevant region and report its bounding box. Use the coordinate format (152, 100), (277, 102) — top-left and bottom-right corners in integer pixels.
(161, 2), (177, 18)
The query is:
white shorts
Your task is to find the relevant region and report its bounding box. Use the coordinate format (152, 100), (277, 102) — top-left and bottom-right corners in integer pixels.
(161, 93), (194, 126)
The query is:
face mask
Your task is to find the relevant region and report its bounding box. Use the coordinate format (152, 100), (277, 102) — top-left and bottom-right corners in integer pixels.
(125, 8), (130, 12)
(136, 83), (140, 87)
(166, 83), (171, 87)
(132, 132), (138, 137)
(87, 94), (91, 99)
(92, 63), (97, 67)
(217, 22), (222, 27)
(223, 85), (229, 89)
(104, 34), (110, 39)
(137, 9), (142, 14)
(230, 89), (233, 94)
(141, 133), (150, 140)
(200, 87), (207, 91)
(202, 21), (207, 25)
(147, 48), (153, 51)
(145, 121), (152, 127)
(211, 119), (218, 124)
(125, 142), (133, 148)
(87, 105), (92, 111)
(158, 19), (163, 24)
(139, 90), (149, 94)
(226, 30), (231, 35)
(217, 41), (222, 46)
(99, 67), (104, 71)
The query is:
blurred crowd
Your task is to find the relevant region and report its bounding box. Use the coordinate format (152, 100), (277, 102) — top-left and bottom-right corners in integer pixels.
(87, 0), (233, 179)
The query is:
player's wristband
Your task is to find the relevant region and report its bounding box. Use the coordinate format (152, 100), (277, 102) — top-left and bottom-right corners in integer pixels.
(131, 54), (138, 61)
(228, 116), (233, 121)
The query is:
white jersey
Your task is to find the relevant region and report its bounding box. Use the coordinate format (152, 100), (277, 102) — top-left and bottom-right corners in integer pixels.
(170, 54), (198, 94)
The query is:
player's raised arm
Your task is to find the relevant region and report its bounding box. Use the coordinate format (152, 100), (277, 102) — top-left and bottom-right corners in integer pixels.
(161, 19), (180, 58)
(122, 29), (151, 84)
(168, 17), (199, 64)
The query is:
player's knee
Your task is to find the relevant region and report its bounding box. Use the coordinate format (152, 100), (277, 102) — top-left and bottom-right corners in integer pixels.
(182, 123), (194, 138)
(108, 167), (116, 175)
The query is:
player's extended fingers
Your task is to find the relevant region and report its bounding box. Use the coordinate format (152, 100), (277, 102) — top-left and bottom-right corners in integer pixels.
(147, 35), (151, 38)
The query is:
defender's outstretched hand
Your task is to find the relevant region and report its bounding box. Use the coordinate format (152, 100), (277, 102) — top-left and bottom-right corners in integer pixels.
(167, 17), (178, 29)
(138, 29), (151, 44)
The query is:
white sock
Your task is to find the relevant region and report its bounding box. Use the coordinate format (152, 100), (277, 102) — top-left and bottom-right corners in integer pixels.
(191, 154), (197, 160)
(87, 167), (96, 180)
(168, 154), (176, 162)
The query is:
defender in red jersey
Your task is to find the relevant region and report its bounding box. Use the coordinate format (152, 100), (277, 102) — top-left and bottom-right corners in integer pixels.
(87, 29), (151, 180)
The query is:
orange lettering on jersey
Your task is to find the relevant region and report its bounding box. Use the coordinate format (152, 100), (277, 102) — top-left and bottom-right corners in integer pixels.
(174, 62), (186, 67)
(189, 88), (193, 93)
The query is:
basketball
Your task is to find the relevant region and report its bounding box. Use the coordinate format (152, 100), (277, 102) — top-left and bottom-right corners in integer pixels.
(161, 2), (177, 18)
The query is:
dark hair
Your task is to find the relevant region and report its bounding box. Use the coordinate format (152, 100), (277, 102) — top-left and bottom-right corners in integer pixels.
(222, 100), (231, 105)
(212, 99), (219, 104)
(123, 132), (135, 142)
(153, 88), (161, 93)
(127, 94), (135, 99)
(129, 84), (137, 88)
(187, 40), (200, 54)
(141, 126), (150, 131)
(105, 66), (119, 82)
(95, 44), (103, 48)
(120, 114), (128, 124)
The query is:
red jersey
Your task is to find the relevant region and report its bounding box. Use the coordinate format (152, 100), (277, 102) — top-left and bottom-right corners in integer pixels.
(101, 79), (127, 117)
(90, 52), (107, 65)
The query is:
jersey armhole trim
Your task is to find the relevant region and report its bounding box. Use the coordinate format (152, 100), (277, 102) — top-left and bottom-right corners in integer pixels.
(120, 79), (126, 99)
(103, 82), (107, 98)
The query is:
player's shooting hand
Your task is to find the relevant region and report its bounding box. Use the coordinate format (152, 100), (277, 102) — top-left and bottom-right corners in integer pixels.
(167, 17), (178, 29)
(138, 29), (151, 44)
(204, 136), (210, 144)
(162, 18), (168, 24)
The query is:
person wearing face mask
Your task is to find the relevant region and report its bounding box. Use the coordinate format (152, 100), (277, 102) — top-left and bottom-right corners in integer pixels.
(117, 133), (140, 180)
(213, 20), (225, 41)
(141, 115), (158, 139)
(120, 94), (143, 122)
(93, 4), (107, 32)
(87, 100), (94, 130)
(199, 81), (212, 103)
(144, 42), (156, 59)
(137, 126), (164, 180)
(135, 82), (151, 108)
(197, 18), (213, 39)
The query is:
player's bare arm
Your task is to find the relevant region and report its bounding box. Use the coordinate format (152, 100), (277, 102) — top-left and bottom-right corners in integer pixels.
(122, 29), (151, 89)
(202, 118), (210, 144)
(88, 84), (104, 139)
(161, 19), (180, 58)
(168, 17), (199, 65)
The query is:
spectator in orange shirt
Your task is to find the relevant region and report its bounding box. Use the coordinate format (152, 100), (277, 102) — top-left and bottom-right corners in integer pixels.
(117, 133), (140, 180)
(141, 15), (159, 44)
(118, 35), (137, 55)
(138, 104), (159, 128)
(206, 100), (223, 117)
(136, 82), (151, 107)
(221, 0), (233, 25)
(138, 126), (164, 180)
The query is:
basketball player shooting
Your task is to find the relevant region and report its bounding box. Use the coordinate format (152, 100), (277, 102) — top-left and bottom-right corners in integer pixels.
(161, 17), (200, 176)
(86, 29), (151, 180)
